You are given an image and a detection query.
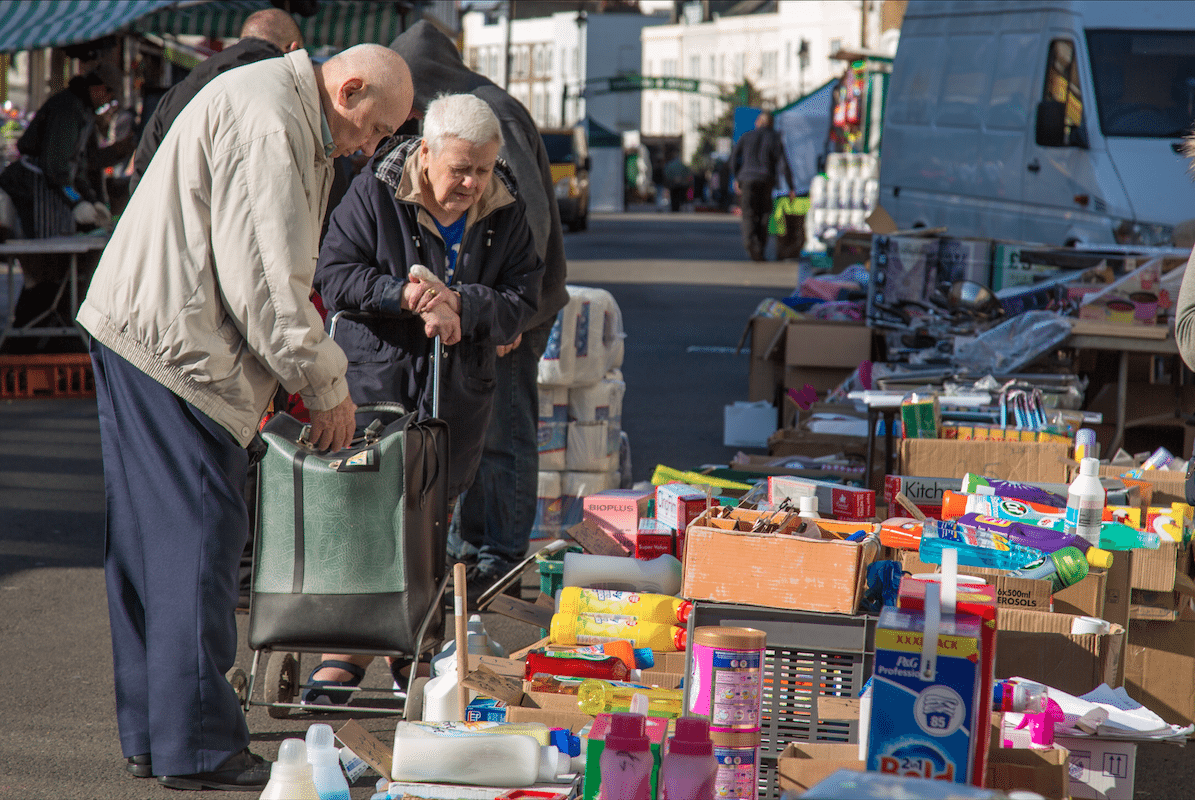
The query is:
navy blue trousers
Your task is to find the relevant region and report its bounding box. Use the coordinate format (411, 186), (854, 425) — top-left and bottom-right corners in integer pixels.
(90, 341), (250, 776)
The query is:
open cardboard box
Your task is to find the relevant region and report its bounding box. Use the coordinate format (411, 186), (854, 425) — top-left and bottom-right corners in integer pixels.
(682, 507), (877, 614)
(1125, 618), (1195, 726)
(898, 551), (1054, 612)
(776, 742), (865, 794)
(996, 609), (1125, 695)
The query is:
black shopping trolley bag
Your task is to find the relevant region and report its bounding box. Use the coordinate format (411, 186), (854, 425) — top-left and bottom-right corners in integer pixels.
(248, 403), (449, 655)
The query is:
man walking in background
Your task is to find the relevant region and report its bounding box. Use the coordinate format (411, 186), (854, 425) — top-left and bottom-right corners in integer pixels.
(391, 21), (569, 603)
(732, 110), (794, 261)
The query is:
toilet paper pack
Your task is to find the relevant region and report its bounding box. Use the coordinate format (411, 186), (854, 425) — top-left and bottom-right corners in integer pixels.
(539, 286), (625, 387)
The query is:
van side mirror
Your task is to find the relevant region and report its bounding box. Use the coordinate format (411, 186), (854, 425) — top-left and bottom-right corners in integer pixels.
(580, 155), (591, 172)
(1035, 100), (1066, 147)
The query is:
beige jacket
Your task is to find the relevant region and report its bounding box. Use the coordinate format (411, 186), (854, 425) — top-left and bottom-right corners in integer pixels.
(78, 50), (347, 446)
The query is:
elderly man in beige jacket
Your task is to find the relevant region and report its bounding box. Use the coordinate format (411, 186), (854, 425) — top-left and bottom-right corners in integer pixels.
(77, 44), (412, 792)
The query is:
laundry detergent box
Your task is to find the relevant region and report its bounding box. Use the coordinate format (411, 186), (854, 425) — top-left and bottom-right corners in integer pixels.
(867, 601), (985, 785)
(655, 483), (713, 533)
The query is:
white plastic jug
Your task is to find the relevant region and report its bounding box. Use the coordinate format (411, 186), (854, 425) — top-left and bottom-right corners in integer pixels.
(562, 552), (682, 595)
(391, 722), (568, 786)
(259, 739), (319, 800)
(305, 724), (350, 800)
(430, 614), (505, 677)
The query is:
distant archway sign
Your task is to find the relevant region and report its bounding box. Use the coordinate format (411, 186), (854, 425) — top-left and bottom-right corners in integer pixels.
(606, 75), (701, 93)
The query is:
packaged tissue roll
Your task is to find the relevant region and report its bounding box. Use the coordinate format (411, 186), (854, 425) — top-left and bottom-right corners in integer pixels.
(538, 385), (568, 471)
(539, 286), (625, 387)
(534, 470), (563, 540)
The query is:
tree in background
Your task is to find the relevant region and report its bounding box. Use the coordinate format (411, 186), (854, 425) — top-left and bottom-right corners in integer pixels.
(690, 78), (763, 175)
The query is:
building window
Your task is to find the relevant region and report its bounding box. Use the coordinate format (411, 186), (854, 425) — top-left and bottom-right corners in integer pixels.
(762, 51), (778, 82)
(690, 55), (700, 78)
(830, 38), (842, 56)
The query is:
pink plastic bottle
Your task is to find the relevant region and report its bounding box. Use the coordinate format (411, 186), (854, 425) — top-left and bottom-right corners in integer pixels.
(598, 713), (653, 800)
(660, 717), (717, 800)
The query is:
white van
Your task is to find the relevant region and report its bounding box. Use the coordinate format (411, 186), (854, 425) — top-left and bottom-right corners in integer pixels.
(879, 0), (1195, 246)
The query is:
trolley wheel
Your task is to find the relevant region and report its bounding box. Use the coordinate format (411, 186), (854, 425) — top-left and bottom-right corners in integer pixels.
(264, 651), (299, 719)
(404, 676), (430, 721)
(225, 666), (249, 705)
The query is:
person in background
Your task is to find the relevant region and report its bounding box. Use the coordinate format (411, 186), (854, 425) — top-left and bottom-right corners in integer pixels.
(306, 92), (543, 706)
(129, 7), (304, 192)
(0, 62), (124, 332)
(731, 110), (795, 261)
(391, 20), (569, 602)
(76, 44), (413, 791)
(664, 154), (693, 212)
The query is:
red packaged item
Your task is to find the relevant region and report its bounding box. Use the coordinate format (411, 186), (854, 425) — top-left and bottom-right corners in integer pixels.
(523, 651), (630, 682)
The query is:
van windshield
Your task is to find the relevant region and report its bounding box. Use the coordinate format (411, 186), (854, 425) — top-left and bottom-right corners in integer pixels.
(1087, 30), (1195, 138)
(541, 133), (576, 164)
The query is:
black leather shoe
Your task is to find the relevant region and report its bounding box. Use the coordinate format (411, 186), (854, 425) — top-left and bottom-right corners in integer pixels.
(126, 754), (152, 778)
(158, 749), (271, 792)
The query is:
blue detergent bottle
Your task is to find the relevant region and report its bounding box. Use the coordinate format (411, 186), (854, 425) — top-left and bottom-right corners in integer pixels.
(306, 723), (351, 800)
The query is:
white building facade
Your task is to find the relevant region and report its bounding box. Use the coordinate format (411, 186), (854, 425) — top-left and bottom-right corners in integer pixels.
(462, 7), (668, 133)
(641, 1), (896, 161)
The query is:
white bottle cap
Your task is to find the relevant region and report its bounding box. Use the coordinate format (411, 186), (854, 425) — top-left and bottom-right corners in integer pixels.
(799, 495), (818, 516)
(306, 723), (335, 755)
(1079, 456), (1099, 476)
(273, 738), (312, 779)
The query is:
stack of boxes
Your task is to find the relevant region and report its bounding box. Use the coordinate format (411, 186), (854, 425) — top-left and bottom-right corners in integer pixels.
(534, 287), (627, 540)
(581, 483), (715, 560)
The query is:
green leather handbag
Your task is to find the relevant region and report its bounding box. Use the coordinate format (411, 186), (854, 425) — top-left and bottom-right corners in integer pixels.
(248, 403), (449, 656)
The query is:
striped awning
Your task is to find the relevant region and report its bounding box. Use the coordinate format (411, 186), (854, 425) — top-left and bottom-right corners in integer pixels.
(134, 1), (410, 49)
(0, 1), (180, 53)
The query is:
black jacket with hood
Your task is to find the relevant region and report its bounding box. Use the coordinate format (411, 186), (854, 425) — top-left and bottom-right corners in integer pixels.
(314, 136), (544, 496)
(390, 20), (567, 333)
(130, 36), (284, 193)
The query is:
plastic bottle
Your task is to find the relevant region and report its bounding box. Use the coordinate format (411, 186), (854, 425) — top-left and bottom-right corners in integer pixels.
(562, 552), (683, 595)
(918, 518), (1045, 570)
(597, 713), (653, 800)
(798, 495), (820, 519)
(524, 650), (630, 681)
(1067, 457), (1105, 546)
(960, 513), (1113, 568)
(578, 678), (685, 718)
(259, 739), (319, 800)
(992, 680), (1047, 713)
(404, 720), (552, 746)
(660, 716), (718, 800)
(956, 491), (1154, 551)
(1095, 522), (1162, 551)
(1074, 428), (1097, 461)
(391, 722), (568, 787)
(550, 612), (687, 651)
(430, 614), (504, 677)
(960, 473), (1068, 508)
(1010, 546), (1090, 593)
(572, 639), (638, 670)
(305, 724), (351, 800)
(558, 586), (692, 624)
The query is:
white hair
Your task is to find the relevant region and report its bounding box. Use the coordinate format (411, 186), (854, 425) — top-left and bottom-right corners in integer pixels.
(423, 93), (502, 154)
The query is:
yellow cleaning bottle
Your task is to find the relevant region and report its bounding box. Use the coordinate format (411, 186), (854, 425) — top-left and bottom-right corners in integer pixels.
(557, 587), (691, 625)
(576, 679), (684, 718)
(549, 613), (686, 651)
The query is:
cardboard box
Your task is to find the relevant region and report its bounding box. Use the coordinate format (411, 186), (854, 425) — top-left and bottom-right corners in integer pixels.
(776, 742), (864, 794)
(898, 551), (1052, 612)
(745, 316), (872, 403)
(504, 690), (594, 730)
(996, 609), (1126, 695)
(1130, 540), (1184, 592)
(1095, 462), (1189, 506)
(682, 508), (877, 614)
(655, 483), (711, 534)
(884, 474), (956, 517)
(1053, 567), (1108, 619)
(899, 439), (1070, 484)
(746, 315), (786, 403)
(1124, 619), (1195, 726)
(768, 474), (876, 521)
(1055, 736), (1137, 800)
(582, 489), (652, 538)
(630, 519), (674, 560)
(986, 723), (1069, 800)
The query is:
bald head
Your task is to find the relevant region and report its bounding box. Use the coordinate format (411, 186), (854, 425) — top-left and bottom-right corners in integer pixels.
(316, 44), (413, 158)
(239, 8), (303, 52)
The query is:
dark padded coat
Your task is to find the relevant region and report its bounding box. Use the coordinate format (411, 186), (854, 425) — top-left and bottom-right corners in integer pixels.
(314, 136), (544, 497)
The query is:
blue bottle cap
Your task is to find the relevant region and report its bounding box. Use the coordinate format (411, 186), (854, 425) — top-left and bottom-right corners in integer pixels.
(633, 647), (655, 669)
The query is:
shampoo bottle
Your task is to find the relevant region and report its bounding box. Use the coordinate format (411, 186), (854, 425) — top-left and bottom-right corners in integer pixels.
(598, 713), (653, 800)
(660, 716), (718, 800)
(305, 724), (350, 800)
(1066, 457), (1105, 546)
(259, 739), (319, 800)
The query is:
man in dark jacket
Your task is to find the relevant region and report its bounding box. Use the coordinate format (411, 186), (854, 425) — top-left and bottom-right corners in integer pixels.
(731, 110), (794, 261)
(391, 21), (569, 599)
(129, 8), (303, 192)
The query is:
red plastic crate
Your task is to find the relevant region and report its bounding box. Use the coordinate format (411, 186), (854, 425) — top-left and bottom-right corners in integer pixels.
(0, 353), (95, 398)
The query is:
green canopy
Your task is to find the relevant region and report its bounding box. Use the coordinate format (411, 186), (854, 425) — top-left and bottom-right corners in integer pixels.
(0, 1), (177, 53)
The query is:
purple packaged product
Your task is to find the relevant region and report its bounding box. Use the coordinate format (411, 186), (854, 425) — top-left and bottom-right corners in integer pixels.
(959, 512), (1090, 555)
(960, 473), (1066, 509)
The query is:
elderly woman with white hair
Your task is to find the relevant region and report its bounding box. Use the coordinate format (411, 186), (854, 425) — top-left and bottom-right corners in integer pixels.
(307, 93), (543, 703)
